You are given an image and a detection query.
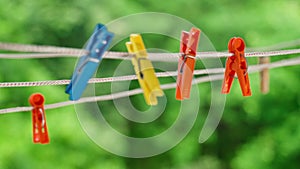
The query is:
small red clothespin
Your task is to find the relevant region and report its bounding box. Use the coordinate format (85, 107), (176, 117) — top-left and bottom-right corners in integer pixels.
(221, 37), (252, 96)
(176, 27), (201, 100)
(29, 93), (50, 144)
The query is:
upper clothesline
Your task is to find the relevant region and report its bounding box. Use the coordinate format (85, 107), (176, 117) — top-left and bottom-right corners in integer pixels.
(0, 42), (300, 61)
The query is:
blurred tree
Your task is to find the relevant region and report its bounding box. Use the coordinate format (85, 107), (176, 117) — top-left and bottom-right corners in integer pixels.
(0, 0), (300, 169)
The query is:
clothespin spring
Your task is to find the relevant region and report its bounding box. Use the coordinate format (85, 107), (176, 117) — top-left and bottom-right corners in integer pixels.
(136, 56), (149, 79)
(179, 54), (196, 73)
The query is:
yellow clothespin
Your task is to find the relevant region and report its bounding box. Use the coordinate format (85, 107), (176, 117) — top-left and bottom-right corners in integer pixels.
(126, 34), (164, 105)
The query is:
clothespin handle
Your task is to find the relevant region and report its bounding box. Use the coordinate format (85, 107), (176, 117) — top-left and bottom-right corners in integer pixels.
(29, 93), (49, 144)
(185, 27), (200, 56)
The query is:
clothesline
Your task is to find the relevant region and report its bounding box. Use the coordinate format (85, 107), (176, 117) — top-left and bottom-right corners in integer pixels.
(0, 56), (299, 115)
(1, 38), (300, 115)
(2, 38), (300, 54)
(1, 42), (300, 61)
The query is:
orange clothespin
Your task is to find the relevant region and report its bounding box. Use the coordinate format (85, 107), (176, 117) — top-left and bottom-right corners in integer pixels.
(29, 93), (49, 144)
(221, 37), (252, 96)
(176, 27), (201, 100)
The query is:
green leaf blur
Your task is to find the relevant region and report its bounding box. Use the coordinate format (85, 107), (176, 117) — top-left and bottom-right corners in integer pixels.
(0, 0), (300, 168)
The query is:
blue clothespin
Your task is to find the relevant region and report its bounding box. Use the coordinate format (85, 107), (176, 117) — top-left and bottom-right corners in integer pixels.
(66, 24), (114, 100)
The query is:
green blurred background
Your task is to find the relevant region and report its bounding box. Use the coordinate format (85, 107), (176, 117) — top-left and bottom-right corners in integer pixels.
(1, 0), (300, 168)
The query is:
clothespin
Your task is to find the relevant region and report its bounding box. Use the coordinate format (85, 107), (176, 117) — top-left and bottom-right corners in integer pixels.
(29, 93), (49, 144)
(258, 57), (270, 94)
(221, 37), (252, 96)
(125, 34), (163, 105)
(175, 27), (201, 100)
(66, 24), (114, 100)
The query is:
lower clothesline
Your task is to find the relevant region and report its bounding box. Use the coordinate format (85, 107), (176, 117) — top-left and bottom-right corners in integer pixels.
(0, 56), (299, 115)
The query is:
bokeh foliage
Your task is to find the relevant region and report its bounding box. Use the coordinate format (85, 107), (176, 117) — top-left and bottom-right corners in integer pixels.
(0, 0), (300, 168)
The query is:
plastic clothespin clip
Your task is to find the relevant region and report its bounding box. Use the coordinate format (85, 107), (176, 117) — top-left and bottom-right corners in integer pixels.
(221, 37), (252, 96)
(29, 93), (49, 144)
(125, 34), (164, 105)
(175, 27), (201, 100)
(65, 24), (114, 100)
(258, 57), (270, 94)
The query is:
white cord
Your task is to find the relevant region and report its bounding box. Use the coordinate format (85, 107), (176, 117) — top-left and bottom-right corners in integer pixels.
(0, 42), (86, 54)
(3, 38), (300, 54)
(1, 49), (300, 60)
(0, 56), (299, 88)
(1, 42), (300, 61)
(1, 55), (300, 88)
(0, 68), (224, 87)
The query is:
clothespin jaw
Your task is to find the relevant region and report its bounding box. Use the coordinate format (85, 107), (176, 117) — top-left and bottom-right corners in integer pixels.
(259, 57), (270, 94)
(126, 34), (163, 105)
(221, 37), (252, 96)
(65, 23), (114, 100)
(176, 27), (201, 100)
(29, 93), (49, 144)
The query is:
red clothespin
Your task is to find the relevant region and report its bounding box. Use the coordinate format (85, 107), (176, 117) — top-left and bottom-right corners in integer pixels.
(29, 93), (50, 144)
(176, 27), (201, 100)
(221, 37), (251, 96)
